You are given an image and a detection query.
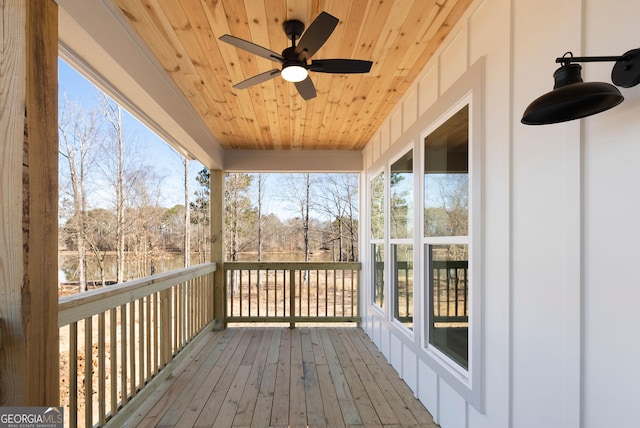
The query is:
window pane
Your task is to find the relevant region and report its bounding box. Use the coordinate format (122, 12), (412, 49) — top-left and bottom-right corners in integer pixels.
(393, 244), (413, 330)
(428, 244), (469, 369)
(372, 244), (385, 308)
(371, 172), (385, 240)
(424, 105), (468, 237)
(391, 150), (413, 239)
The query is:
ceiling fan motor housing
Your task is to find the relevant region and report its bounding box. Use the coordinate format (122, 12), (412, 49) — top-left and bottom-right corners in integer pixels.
(283, 20), (305, 41)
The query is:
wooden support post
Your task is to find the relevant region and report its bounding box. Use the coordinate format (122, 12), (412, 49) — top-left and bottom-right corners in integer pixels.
(210, 170), (225, 329)
(0, 0), (59, 406)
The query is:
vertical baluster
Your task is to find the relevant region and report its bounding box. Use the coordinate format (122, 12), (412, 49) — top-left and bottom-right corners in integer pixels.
(98, 312), (106, 426)
(257, 269), (261, 318)
(187, 279), (192, 339)
(249, 269), (253, 318)
(266, 270), (270, 317)
(307, 269), (311, 316)
(464, 266), (468, 316)
(138, 297), (145, 387)
(353, 269), (358, 318)
(194, 277), (198, 334)
(189, 278), (200, 340)
(228, 270), (232, 317)
(129, 301), (136, 397)
(173, 285), (178, 353)
(453, 267), (458, 316)
(324, 269), (328, 317)
(85, 316), (93, 427)
(152, 293), (159, 375)
(435, 269), (441, 319)
(194, 277), (199, 331)
(340, 270), (345, 316)
(110, 308), (117, 416)
(326, 269), (338, 316)
(120, 304), (128, 405)
(211, 272), (215, 322)
(177, 283), (182, 349)
(69, 323), (78, 428)
(146, 295), (151, 382)
(228, 270), (233, 317)
(289, 269), (296, 328)
(199, 276), (204, 329)
(197, 277), (201, 331)
(297, 270), (301, 318)
(188, 279), (192, 338)
(183, 281), (188, 341)
(406, 264), (410, 321)
(277, 270), (282, 317)
(232, 270), (236, 317)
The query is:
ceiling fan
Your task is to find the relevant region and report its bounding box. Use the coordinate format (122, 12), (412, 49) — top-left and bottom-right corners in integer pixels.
(219, 11), (373, 100)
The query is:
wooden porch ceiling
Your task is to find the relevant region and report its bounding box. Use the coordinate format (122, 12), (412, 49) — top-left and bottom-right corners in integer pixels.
(110, 0), (473, 151)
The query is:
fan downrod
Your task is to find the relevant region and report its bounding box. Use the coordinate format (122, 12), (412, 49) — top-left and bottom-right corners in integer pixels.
(283, 20), (305, 41)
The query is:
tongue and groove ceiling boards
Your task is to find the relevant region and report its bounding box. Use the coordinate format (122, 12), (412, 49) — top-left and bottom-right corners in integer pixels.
(111, 0), (473, 150)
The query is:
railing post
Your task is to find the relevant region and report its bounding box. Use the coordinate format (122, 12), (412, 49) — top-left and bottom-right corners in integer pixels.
(160, 289), (172, 366)
(211, 170), (225, 330)
(289, 269), (296, 329)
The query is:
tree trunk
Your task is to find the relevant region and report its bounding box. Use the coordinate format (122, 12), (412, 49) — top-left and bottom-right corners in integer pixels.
(304, 173), (310, 262)
(115, 105), (126, 283)
(184, 157), (190, 267)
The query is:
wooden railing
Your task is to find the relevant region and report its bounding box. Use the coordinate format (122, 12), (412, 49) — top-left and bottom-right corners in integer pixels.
(431, 260), (468, 323)
(224, 262), (361, 327)
(58, 262), (216, 427)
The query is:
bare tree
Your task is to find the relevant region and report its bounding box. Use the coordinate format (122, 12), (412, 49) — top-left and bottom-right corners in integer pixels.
(84, 208), (115, 286)
(59, 96), (100, 291)
(285, 173), (313, 262)
(100, 96), (127, 283)
(256, 174), (265, 262)
(225, 173), (254, 262)
(127, 171), (165, 277)
(100, 94), (151, 282)
(184, 157), (191, 267)
(316, 174), (359, 261)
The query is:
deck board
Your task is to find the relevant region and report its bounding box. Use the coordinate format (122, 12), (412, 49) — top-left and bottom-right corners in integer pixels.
(123, 327), (438, 428)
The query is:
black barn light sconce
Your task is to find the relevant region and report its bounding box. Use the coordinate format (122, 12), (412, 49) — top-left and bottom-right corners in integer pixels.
(521, 48), (640, 125)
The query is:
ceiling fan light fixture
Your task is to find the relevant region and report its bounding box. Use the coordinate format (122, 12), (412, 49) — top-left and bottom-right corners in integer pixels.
(219, 11), (372, 100)
(281, 64), (308, 82)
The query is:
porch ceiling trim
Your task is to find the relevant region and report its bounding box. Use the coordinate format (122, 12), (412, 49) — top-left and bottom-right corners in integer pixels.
(224, 149), (362, 172)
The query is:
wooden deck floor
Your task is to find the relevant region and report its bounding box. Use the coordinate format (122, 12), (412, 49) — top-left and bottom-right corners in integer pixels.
(123, 327), (438, 428)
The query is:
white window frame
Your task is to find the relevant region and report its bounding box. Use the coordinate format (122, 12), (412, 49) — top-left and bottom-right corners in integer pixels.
(369, 167), (386, 315)
(388, 144), (416, 335)
(418, 63), (483, 407)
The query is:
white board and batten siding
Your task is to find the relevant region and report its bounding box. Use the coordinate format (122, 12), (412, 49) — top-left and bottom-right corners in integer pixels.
(361, 0), (640, 428)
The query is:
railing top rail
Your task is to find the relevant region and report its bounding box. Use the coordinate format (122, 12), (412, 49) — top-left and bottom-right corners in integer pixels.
(223, 261), (361, 270)
(58, 262), (216, 328)
(431, 260), (468, 269)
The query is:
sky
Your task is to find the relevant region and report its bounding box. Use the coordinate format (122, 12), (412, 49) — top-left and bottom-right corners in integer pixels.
(59, 58), (207, 209)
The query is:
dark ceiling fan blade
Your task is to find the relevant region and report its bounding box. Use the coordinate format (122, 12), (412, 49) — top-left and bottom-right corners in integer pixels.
(219, 34), (284, 63)
(295, 76), (317, 100)
(233, 69), (280, 89)
(295, 11), (339, 60)
(309, 59), (373, 74)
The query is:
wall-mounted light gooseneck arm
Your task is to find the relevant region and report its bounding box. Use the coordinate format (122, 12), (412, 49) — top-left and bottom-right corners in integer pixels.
(522, 48), (640, 125)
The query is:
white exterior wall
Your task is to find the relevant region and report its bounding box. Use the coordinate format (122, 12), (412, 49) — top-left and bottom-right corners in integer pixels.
(361, 0), (640, 427)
